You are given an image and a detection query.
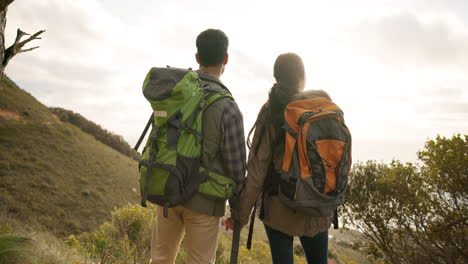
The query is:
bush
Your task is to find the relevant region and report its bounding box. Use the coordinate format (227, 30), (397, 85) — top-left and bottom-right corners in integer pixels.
(341, 134), (467, 264)
(75, 203), (314, 263)
(76, 204), (233, 264)
(77, 204), (156, 263)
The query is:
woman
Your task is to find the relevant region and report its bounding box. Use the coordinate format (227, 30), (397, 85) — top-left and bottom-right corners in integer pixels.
(227, 53), (332, 264)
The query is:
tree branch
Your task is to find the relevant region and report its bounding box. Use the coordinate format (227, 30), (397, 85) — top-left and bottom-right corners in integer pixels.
(18, 46), (39, 53)
(0, 0), (15, 13)
(2, 28), (45, 67)
(14, 29), (29, 42)
(431, 216), (468, 232)
(18, 30), (45, 46)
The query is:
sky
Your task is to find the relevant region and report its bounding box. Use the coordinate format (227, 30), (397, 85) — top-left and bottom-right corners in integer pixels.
(4, 0), (468, 163)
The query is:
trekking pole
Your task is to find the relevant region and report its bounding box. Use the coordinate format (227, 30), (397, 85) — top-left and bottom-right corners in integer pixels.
(246, 204), (257, 250)
(133, 113), (153, 151)
(230, 221), (241, 264)
(333, 208), (339, 229)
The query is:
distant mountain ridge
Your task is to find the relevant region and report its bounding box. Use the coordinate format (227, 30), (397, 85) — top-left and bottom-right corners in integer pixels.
(49, 107), (140, 160)
(0, 76), (140, 236)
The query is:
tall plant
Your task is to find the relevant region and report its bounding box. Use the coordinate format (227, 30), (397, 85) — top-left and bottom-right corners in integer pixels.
(341, 134), (467, 264)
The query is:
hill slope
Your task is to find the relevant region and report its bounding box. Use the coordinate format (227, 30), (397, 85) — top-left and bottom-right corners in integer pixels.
(49, 107), (140, 160)
(0, 76), (140, 236)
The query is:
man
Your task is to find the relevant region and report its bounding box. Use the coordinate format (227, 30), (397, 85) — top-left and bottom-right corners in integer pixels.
(151, 29), (246, 264)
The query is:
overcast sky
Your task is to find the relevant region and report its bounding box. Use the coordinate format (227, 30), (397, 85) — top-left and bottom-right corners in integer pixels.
(5, 0), (468, 163)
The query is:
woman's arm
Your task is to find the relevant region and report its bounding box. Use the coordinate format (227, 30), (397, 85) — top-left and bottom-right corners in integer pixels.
(238, 106), (276, 226)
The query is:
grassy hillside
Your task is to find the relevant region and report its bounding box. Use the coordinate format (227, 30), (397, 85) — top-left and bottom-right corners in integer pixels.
(49, 107), (140, 160)
(0, 76), (140, 236)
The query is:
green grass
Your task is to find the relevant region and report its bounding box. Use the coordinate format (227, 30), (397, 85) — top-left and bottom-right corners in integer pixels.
(0, 235), (32, 264)
(0, 214), (86, 264)
(0, 75), (140, 236)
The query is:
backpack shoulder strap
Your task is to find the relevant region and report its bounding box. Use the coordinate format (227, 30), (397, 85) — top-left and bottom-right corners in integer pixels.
(197, 72), (234, 109)
(197, 70), (233, 96)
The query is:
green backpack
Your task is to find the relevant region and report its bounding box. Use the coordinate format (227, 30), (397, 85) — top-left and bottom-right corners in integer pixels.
(136, 67), (236, 209)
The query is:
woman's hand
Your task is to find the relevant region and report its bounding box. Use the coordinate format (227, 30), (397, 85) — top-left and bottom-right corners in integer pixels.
(224, 217), (235, 231)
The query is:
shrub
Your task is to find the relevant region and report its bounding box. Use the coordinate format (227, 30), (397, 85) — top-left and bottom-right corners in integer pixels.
(77, 204), (156, 264)
(76, 203), (315, 263)
(341, 134), (467, 264)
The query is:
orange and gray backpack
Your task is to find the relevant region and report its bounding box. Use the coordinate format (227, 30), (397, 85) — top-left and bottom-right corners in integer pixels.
(247, 96), (352, 249)
(279, 97), (352, 225)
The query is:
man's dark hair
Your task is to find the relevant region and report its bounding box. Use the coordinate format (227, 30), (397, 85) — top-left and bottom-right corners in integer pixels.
(196, 29), (229, 67)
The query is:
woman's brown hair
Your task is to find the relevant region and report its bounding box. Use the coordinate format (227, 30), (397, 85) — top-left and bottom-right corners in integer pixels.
(247, 53), (305, 149)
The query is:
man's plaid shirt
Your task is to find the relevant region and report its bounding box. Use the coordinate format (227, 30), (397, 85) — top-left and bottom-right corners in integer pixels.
(221, 99), (246, 196)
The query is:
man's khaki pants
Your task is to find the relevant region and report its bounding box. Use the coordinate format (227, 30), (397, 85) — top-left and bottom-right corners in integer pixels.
(150, 205), (221, 264)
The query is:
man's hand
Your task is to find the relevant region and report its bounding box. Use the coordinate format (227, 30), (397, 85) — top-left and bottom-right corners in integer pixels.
(224, 217), (235, 231)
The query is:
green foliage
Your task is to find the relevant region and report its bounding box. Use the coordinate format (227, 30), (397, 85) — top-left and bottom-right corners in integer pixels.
(49, 107), (140, 160)
(342, 134), (468, 264)
(418, 134), (467, 218)
(237, 237), (307, 264)
(28, 232), (84, 264)
(74, 204), (310, 264)
(0, 208), (86, 264)
(0, 235), (31, 264)
(238, 240), (272, 264)
(0, 224), (12, 235)
(77, 204), (156, 264)
(76, 205), (241, 264)
(0, 233), (85, 264)
(212, 232), (230, 264)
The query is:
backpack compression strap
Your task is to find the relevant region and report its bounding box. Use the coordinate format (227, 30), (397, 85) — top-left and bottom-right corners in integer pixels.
(281, 97), (342, 178)
(134, 113), (153, 151)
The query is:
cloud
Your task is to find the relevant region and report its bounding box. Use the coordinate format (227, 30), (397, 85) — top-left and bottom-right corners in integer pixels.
(416, 101), (468, 114)
(6, 0), (102, 51)
(3, 0), (468, 164)
(419, 87), (465, 100)
(7, 54), (114, 86)
(353, 138), (423, 163)
(352, 13), (468, 70)
(229, 49), (272, 83)
(407, 0), (468, 24)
